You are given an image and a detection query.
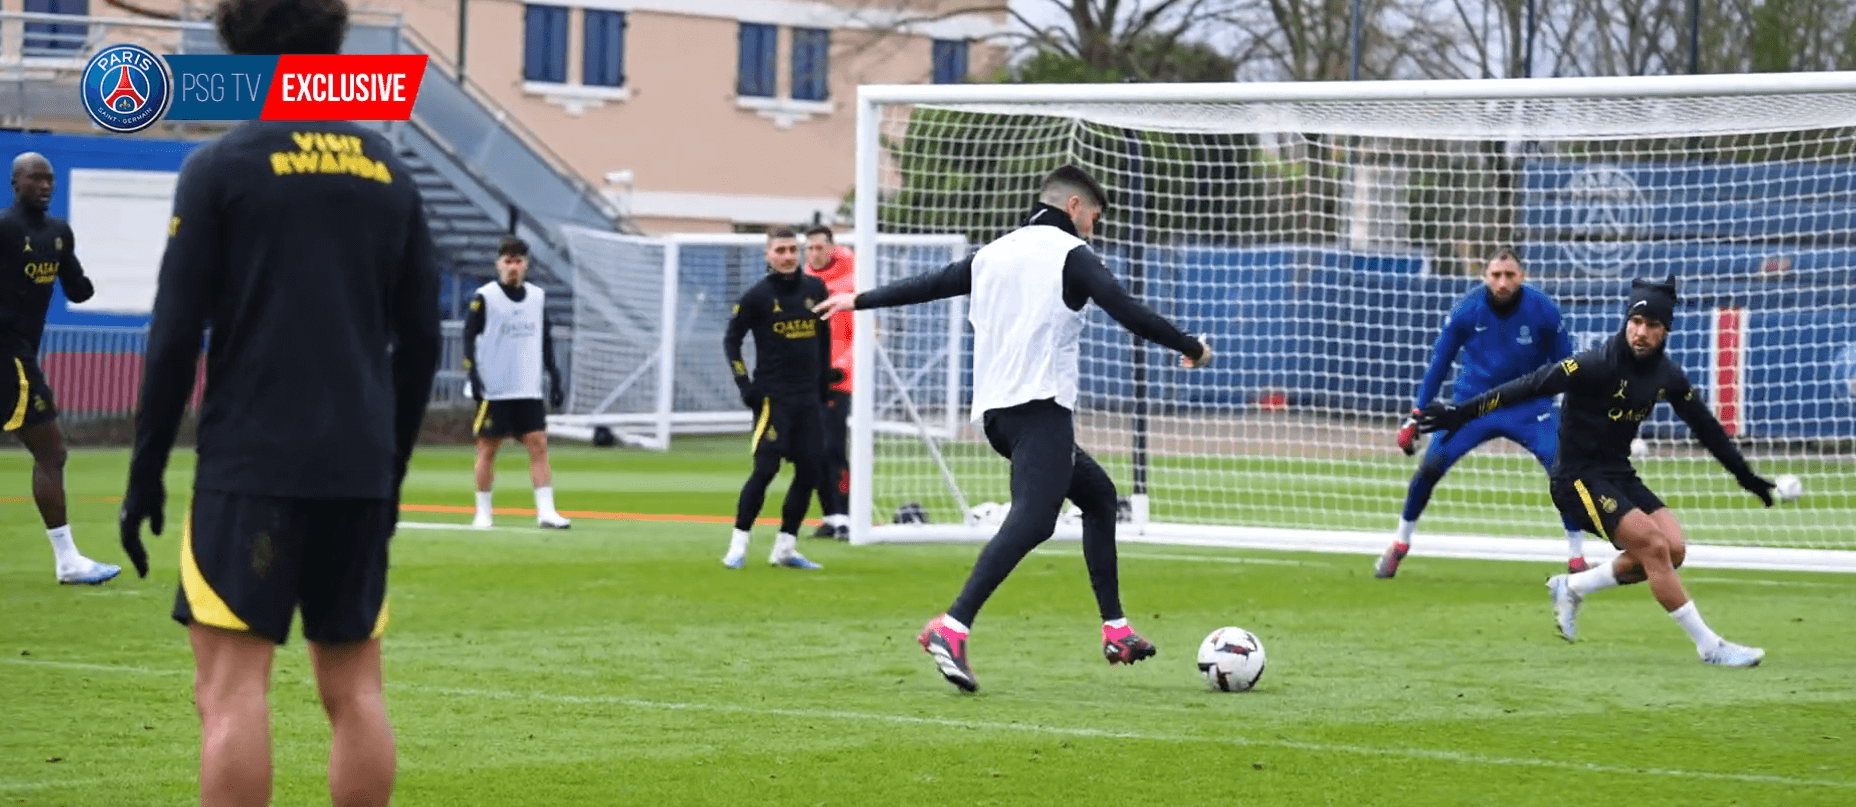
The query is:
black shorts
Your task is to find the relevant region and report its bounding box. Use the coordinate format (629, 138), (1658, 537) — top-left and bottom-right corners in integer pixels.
(1, 354), (57, 432)
(1550, 470), (1666, 548)
(473, 398), (547, 439)
(172, 489), (395, 645)
(751, 396), (826, 462)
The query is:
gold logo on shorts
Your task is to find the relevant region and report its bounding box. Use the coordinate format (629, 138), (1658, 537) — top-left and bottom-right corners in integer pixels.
(1600, 496), (1617, 513)
(251, 531), (275, 579)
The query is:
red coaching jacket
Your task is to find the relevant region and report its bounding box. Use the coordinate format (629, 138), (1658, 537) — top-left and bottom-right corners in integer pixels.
(809, 245), (855, 394)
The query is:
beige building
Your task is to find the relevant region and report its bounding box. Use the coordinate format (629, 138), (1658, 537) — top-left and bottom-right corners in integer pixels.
(0, 0), (1009, 233)
(394, 0), (1011, 232)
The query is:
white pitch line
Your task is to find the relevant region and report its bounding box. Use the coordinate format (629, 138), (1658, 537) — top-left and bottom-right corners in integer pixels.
(5, 658), (1849, 791)
(1686, 576), (1851, 589)
(397, 521), (495, 532)
(1047, 549), (1320, 566)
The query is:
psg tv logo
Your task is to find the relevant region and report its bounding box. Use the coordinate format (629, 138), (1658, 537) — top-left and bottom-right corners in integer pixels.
(81, 44), (174, 134)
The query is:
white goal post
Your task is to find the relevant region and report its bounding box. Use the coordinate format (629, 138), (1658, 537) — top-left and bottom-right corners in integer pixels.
(554, 228), (969, 450)
(849, 73), (1856, 572)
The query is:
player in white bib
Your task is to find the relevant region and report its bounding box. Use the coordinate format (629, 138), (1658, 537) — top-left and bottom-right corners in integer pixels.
(463, 237), (570, 529)
(815, 165), (1213, 692)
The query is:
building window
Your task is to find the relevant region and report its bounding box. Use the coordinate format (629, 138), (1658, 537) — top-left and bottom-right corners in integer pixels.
(24, 0), (88, 56)
(523, 5), (569, 84)
(583, 9), (626, 87)
(737, 22), (777, 98)
(790, 27), (830, 102)
(932, 39), (969, 84)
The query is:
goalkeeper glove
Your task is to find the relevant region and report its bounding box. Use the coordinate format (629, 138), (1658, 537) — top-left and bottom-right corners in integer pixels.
(549, 381), (565, 410)
(1397, 409), (1421, 455)
(1735, 471), (1775, 507)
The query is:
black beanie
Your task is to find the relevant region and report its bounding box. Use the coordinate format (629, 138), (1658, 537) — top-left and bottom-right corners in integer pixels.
(1626, 276), (1678, 329)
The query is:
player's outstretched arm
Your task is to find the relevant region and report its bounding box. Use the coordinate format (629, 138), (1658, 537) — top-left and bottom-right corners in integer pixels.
(1417, 353), (1579, 434)
(1063, 247), (1207, 365)
(390, 204), (443, 482)
(1668, 378), (1773, 506)
(813, 255), (973, 317)
(55, 224), (94, 304)
(123, 148), (223, 575)
(1413, 312), (1468, 414)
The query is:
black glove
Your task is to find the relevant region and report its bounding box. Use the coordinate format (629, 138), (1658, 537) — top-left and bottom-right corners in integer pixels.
(1414, 401), (1472, 434)
(467, 370), (485, 403)
(63, 274), (95, 304)
(118, 475), (165, 579)
(1736, 472), (1775, 507)
(736, 379), (762, 411)
(549, 381), (565, 410)
(827, 367), (846, 387)
(1396, 409), (1421, 455)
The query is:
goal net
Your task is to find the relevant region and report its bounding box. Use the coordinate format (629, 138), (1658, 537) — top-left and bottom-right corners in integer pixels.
(557, 227), (968, 449)
(849, 74), (1856, 564)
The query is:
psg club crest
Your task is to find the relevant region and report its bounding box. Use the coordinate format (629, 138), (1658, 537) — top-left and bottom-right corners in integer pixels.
(81, 44), (174, 134)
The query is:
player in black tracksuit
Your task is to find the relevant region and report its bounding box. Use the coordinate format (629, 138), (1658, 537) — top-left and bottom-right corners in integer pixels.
(0, 152), (121, 585)
(1418, 277), (1772, 667)
(721, 227), (830, 570)
(116, 0), (443, 801)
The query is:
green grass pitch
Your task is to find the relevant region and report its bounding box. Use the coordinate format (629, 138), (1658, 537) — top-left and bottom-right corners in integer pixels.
(3, 440), (1853, 806)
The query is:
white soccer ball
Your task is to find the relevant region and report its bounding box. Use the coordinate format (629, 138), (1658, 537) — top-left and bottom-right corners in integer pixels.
(1197, 626), (1266, 692)
(1630, 437), (1648, 459)
(1775, 474), (1804, 503)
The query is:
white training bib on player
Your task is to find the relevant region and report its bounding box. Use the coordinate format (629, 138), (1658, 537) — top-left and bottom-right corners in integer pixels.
(967, 224), (1087, 422)
(473, 281), (546, 400)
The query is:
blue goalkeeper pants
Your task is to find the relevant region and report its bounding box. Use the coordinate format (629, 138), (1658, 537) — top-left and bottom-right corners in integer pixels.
(1401, 402), (1581, 533)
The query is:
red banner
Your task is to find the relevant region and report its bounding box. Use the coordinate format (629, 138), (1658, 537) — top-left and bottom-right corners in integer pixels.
(260, 54), (426, 121)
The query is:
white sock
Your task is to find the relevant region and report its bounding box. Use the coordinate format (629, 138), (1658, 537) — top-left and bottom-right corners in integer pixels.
(475, 490), (493, 517)
(1568, 562), (1619, 595)
(47, 525), (78, 566)
(1104, 617), (1129, 629)
(940, 614), (970, 633)
(772, 531), (798, 558)
(1566, 530), (1586, 558)
(1394, 518), (1416, 545)
(727, 529), (751, 557)
(1669, 601), (1722, 649)
(535, 486), (557, 517)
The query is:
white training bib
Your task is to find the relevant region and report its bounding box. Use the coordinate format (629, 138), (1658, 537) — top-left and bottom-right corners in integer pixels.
(473, 281), (546, 400)
(966, 225), (1087, 421)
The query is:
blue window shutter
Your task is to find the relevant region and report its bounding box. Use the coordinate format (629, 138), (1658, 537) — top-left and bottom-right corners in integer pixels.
(933, 39), (969, 84)
(584, 10), (626, 87)
(25, 0), (89, 54)
(524, 6), (569, 83)
(791, 28), (829, 101)
(738, 23), (776, 97)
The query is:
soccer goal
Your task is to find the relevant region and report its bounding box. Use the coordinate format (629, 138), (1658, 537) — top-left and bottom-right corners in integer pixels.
(554, 227), (969, 450)
(848, 73), (1856, 571)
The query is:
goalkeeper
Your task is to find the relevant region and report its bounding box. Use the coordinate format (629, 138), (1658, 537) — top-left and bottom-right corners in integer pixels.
(813, 165), (1211, 693)
(1377, 250), (1588, 579)
(721, 227), (831, 571)
(1416, 276), (1772, 667)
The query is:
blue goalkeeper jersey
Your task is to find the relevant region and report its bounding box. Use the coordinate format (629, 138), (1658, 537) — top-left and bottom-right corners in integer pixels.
(1414, 285), (1573, 408)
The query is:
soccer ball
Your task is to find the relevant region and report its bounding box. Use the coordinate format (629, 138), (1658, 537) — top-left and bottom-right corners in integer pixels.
(1197, 626), (1266, 692)
(1775, 474), (1804, 503)
(1630, 437), (1648, 459)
